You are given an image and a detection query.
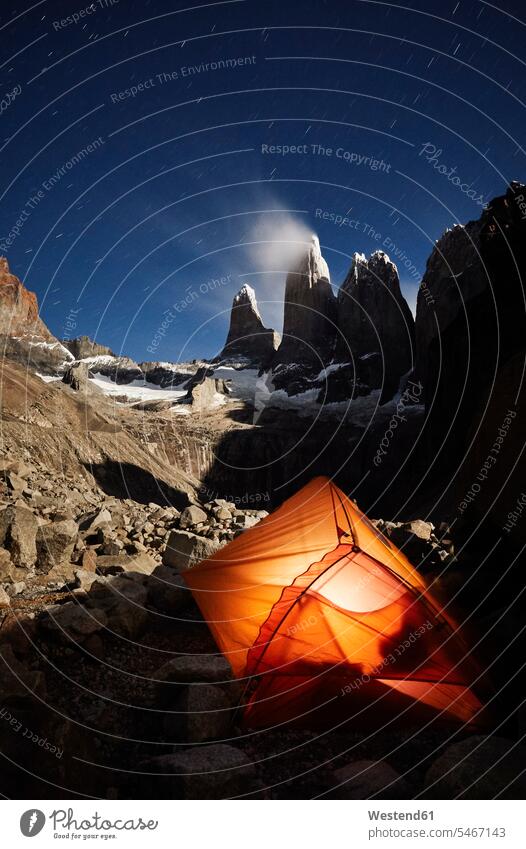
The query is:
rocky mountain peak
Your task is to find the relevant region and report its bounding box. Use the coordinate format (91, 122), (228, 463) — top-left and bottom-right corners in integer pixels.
(220, 283), (279, 363)
(274, 234), (336, 365)
(337, 248), (415, 400)
(342, 250), (398, 291)
(63, 335), (115, 360)
(233, 283), (261, 317)
(294, 234), (331, 289)
(0, 256), (48, 337)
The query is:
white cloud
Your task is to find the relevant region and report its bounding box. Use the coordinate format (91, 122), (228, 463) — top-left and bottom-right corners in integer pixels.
(236, 211), (315, 331)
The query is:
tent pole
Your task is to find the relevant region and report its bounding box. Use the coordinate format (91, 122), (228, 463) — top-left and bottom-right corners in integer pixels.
(231, 544), (359, 725)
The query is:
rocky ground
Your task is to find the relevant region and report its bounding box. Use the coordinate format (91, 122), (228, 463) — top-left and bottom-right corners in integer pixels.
(1, 406), (525, 800)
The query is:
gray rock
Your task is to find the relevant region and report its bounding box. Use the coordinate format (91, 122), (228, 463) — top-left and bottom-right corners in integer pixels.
(0, 505), (38, 569)
(162, 529), (220, 571)
(0, 459), (32, 479)
(332, 759), (409, 799)
(100, 540), (124, 556)
(36, 519), (78, 572)
(214, 506), (233, 521)
(234, 514), (260, 530)
(87, 575), (149, 639)
(179, 505), (208, 529)
(425, 736), (526, 799)
(6, 472), (25, 492)
(401, 519), (435, 540)
(0, 547), (12, 580)
(80, 549), (97, 572)
(147, 564), (192, 613)
(95, 551), (157, 576)
(79, 508), (112, 532)
(0, 644), (46, 704)
(39, 603), (108, 640)
(146, 744), (260, 799)
(168, 684), (233, 743)
(62, 361), (91, 392)
(156, 655), (233, 685)
(73, 568), (99, 592)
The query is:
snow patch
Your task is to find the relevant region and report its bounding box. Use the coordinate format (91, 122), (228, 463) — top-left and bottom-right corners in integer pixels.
(36, 373), (61, 383)
(316, 362), (351, 380)
(26, 339), (74, 360)
(89, 373), (187, 401)
(234, 284), (261, 318)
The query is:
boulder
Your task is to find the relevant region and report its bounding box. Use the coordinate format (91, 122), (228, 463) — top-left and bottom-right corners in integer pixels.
(234, 514), (259, 530)
(73, 568), (99, 592)
(0, 644), (46, 705)
(331, 759), (409, 799)
(100, 540), (124, 556)
(0, 505), (38, 569)
(95, 551), (157, 576)
(425, 736), (526, 799)
(220, 284), (279, 363)
(79, 508), (112, 531)
(40, 602), (108, 641)
(155, 655), (241, 715)
(6, 472), (25, 492)
(0, 547), (13, 580)
(147, 564), (192, 613)
(0, 459), (31, 478)
(182, 377), (229, 411)
(145, 744), (260, 799)
(80, 549), (97, 572)
(166, 684), (233, 743)
(36, 519), (78, 572)
(162, 530), (220, 571)
(86, 574), (149, 639)
(401, 519), (434, 540)
(62, 361), (91, 392)
(214, 506), (233, 521)
(387, 521), (447, 569)
(179, 505), (208, 529)
(155, 655), (234, 686)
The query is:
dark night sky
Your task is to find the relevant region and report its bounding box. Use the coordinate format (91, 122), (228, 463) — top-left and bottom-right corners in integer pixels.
(1, 0), (525, 362)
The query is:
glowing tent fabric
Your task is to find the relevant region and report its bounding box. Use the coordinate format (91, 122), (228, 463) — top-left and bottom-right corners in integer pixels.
(182, 477), (484, 729)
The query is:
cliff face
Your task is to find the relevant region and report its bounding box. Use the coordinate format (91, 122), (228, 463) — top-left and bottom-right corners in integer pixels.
(0, 257), (54, 340)
(337, 250), (415, 399)
(414, 182), (526, 537)
(220, 284), (279, 363)
(63, 336), (115, 360)
(0, 257), (72, 373)
(274, 235), (337, 365)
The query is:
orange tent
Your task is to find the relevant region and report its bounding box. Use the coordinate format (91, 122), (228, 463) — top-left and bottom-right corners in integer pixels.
(182, 477), (485, 729)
